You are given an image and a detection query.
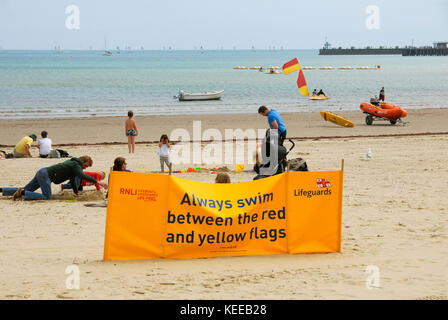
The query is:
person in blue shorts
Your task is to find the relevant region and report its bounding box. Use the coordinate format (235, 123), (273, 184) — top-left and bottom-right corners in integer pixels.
(258, 106), (287, 145)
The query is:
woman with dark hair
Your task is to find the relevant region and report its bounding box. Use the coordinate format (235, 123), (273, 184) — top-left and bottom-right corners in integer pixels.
(85, 157), (130, 208)
(113, 157), (130, 172)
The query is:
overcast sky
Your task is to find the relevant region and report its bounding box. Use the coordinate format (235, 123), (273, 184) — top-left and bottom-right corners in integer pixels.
(0, 0), (447, 50)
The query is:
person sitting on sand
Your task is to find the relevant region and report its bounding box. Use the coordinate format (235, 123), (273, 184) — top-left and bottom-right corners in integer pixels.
(13, 134), (37, 158)
(318, 89), (325, 96)
(61, 171), (106, 192)
(104, 157), (131, 205)
(112, 157), (130, 172)
(312, 89), (317, 95)
(125, 111), (138, 154)
(215, 173), (230, 183)
(38, 131), (52, 158)
(0, 156), (107, 201)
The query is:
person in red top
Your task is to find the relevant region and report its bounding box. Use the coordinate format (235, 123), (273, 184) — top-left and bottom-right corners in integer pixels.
(61, 171), (106, 191)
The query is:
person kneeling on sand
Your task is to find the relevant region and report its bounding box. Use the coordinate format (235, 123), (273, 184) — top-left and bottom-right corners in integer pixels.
(61, 171), (106, 192)
(14, 134), (37, 158)
(0, 156), (108, 201)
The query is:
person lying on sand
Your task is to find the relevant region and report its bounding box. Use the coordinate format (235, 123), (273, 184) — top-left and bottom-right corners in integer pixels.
(0, 156), (107, 201)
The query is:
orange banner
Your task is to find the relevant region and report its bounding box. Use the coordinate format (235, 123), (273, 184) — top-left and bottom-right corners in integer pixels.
(104, 171), (343, 260)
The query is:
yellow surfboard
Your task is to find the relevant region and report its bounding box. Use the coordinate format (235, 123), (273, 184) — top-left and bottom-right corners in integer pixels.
(320, 111), (354, 127)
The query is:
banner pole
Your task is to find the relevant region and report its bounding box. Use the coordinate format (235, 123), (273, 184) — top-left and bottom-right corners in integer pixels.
(341, 159), (345, 171)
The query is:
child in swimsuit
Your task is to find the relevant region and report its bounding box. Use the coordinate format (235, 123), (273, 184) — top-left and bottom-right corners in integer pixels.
(125, 111), (138, 153)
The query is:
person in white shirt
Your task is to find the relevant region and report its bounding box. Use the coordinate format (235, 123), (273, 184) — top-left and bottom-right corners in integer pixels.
(158, 134), (171, 172)
(38, 131), (52, 158)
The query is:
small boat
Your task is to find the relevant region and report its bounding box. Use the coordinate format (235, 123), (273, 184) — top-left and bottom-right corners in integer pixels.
(319, 66), (334, 70)
(338, 66), (353, 70)
(174, 90), (224, 101)
(102, 50), (112, 56)
(310, 94), (329, 100)
(265, 67), (280, 74)
(233, 66), (247, 69)
(320, 111), (354, 127)
(250, 66), (262, 70)
(303, 67), (315, 70)
(360, 101), (407, 125)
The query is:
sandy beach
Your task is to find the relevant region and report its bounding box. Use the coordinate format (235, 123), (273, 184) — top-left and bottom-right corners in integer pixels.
(0, 109), (447, 300)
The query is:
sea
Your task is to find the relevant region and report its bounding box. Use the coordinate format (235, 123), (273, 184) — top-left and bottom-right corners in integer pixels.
(0, 49), (447, 119)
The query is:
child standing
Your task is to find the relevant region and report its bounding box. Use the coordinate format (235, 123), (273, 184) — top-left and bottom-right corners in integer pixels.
(158, 134), (171, 172)
(125, 111), (138, 153)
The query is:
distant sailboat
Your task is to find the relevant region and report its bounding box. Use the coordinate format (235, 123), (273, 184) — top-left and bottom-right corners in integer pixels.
(116, 46), (120, 54)
(102, 37), (112, 56)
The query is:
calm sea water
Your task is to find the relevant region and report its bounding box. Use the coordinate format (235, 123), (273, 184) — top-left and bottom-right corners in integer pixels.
(0, 49), (447, 119)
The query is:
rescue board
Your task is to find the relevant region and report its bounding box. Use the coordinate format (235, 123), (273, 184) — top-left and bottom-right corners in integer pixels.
(320, 111), (354, 127)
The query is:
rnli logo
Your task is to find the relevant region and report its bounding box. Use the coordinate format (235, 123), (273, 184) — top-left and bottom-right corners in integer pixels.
(119, 188), (158, 202)
(316, 178), (331, 188)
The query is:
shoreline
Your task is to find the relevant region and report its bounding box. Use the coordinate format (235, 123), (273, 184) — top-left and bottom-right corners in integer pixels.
(1, 108), (448, 146)
(1, 106), (447, 122)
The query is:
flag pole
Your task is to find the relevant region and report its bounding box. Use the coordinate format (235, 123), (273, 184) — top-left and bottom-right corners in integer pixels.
(308, 101), (311, 127)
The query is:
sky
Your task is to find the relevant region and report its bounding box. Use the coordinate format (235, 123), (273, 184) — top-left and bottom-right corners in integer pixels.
(0, 0), (447, 50)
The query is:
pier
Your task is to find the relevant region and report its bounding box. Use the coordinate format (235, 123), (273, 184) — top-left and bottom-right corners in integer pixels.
(319, 42), (448, 56)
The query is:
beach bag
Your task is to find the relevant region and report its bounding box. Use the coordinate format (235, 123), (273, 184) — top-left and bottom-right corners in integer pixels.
(48, 149), (61, 158)
(1, 150), (14, 159)
(288, 157), (309, 172)
(56, 149), (70, 158)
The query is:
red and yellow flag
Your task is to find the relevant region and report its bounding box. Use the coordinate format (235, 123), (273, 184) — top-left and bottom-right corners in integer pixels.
(297, 69), (310, 97)
(282, 58), (301, 75)
(283, 58), (310, 97)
